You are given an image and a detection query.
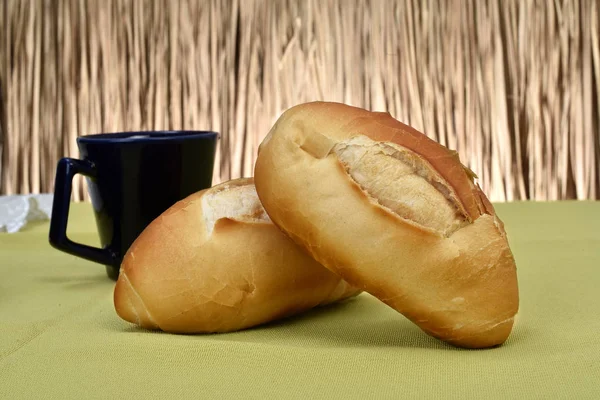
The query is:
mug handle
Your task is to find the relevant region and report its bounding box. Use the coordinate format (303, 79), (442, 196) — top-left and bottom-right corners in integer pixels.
(49, 158), (117, 266)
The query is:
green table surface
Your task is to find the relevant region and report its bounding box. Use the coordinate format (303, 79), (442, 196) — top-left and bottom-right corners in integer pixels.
(1, 201), (599, 399)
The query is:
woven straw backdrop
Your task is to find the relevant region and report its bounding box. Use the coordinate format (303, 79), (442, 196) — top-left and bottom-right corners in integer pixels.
(1, 0), (599, 201)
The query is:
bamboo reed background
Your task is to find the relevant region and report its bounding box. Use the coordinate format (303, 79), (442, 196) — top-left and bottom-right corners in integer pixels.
(1, 0), (599, 202)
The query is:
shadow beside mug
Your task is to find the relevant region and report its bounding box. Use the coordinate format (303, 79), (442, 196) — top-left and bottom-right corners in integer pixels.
(49, 130), (218, 280)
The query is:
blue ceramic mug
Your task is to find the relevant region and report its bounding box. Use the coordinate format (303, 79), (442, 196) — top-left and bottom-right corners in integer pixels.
(49, 131), (218, 280)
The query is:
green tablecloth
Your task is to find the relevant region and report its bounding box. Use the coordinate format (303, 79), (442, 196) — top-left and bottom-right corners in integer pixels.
(1, 201), (599, 399)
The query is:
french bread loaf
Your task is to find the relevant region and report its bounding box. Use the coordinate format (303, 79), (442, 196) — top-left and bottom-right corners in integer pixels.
(114, 178), (360, 333)
(254, 102), (519, 348)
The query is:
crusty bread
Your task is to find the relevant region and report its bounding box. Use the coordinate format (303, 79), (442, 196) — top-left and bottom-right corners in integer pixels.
(114, 178), (360, 333)
(254, 102), (519, 348)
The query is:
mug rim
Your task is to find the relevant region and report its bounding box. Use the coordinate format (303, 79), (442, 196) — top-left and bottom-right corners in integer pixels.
(77, 130), (219, 144)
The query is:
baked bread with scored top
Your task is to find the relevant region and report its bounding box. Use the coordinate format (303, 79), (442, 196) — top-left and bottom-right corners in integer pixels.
(114, 177), (360, 333)
(254, 101), (519, 348)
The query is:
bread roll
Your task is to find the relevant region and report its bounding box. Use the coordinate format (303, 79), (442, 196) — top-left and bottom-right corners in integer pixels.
(254, 102), (519, 348)
(114, 178), (360, 333)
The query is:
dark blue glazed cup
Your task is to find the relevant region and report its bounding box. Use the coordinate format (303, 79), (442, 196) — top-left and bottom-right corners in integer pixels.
(49, 131), (218, 280)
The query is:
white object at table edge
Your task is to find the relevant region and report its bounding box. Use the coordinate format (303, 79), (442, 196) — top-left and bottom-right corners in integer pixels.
(0, 194), (54, 233)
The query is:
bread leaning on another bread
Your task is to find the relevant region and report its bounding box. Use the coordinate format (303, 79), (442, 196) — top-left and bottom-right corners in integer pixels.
(254, 101), (519, 348)
(114, 178), (360, 333)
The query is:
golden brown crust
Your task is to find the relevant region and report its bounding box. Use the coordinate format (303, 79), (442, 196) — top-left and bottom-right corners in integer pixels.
(283, 101), (487, 220)
(113, 178), (360, 333)
(254, 101), (519, 348)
